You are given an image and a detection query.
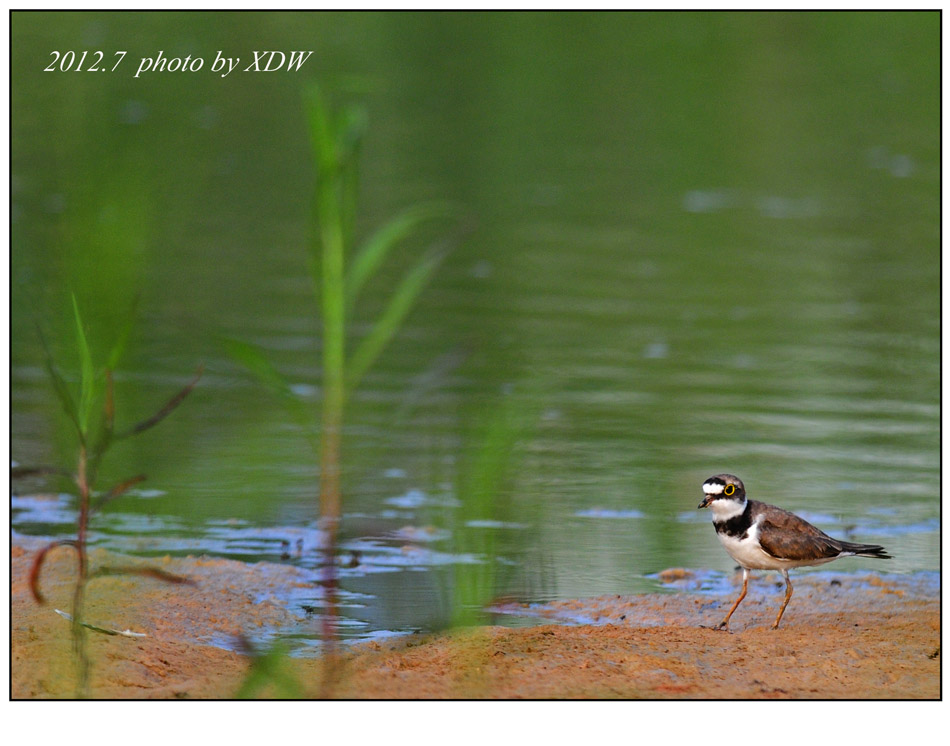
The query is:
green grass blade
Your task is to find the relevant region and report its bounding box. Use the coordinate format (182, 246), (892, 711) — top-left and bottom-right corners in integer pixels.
(39, 339), (82, 439)
(346, 203), (456, 311)
(346, 249), (444, 395)
(71, 294), (95, 436)
(450, 393), (536, 628)
(87, 370), (116, 483)
(122, 365), (203, 438)
(234, 639), (303, 699)
(304, 86), (365, 260)
(91, 473), (146, 513)
(222, 337), (320, 452)
(303, 84), (336, 172)
(221, 337), (294, 399)
(304, 84), (366, 175)
(337, 103), (367, 155)
(338, 106), (366, 254)
(106, 297), (139, 370)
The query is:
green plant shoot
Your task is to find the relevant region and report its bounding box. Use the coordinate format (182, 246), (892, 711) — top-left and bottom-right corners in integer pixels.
(16, 297), (201, 696)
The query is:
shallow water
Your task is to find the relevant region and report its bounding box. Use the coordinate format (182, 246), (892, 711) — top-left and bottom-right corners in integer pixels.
(10, 13), (939, 646)
(11, 484), (937, 649)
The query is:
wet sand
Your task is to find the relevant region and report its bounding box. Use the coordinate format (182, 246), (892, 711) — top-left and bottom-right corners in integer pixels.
(11, 539), (940, 699)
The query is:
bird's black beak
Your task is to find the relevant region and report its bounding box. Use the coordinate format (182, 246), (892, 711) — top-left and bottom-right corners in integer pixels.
(698, 495), (713, 509)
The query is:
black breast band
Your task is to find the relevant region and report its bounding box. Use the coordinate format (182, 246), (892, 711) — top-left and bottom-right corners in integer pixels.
(714, 501), (753, 540)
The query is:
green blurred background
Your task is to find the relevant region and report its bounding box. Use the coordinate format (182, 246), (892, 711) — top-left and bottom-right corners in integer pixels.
(11, 11), (939, 638)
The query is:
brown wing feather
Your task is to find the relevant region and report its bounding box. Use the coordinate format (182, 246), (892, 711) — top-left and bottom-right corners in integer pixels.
(751, 500), (845, 562)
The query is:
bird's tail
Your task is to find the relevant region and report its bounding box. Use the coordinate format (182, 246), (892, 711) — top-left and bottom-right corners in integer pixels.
(840, 541), (891, 559)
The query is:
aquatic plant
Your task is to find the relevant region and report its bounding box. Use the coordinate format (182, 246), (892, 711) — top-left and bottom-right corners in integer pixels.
(226, 84), (463, 672)
(13, 296), (201, 696)
(233, 636), (304, 699)
(449, 393), (535, 629)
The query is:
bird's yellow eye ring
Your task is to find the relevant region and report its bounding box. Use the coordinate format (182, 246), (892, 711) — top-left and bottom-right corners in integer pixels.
(724, 484), (736, 496)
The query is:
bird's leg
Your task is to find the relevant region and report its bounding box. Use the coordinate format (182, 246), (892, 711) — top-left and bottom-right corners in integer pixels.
(772, 569), (793, 629)
(716, 568), (749, 630)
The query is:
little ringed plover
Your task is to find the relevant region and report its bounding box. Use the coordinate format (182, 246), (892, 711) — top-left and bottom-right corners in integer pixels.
(698, 473), (891, 630)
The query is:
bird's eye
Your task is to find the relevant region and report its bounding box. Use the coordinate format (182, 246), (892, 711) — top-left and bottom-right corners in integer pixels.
(724, 484), (736, 496)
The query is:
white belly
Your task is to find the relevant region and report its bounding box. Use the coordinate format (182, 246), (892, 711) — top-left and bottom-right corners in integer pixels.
(716, 520), (838, 570)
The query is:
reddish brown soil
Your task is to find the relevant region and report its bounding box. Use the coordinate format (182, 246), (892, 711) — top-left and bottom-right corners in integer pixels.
(11, 539), (940, 699)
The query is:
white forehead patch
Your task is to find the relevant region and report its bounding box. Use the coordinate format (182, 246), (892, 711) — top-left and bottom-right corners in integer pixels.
(703, 482), (725, 495)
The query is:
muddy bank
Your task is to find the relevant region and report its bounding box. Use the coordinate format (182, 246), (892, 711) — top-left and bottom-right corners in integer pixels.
(11, 539), (940, 699)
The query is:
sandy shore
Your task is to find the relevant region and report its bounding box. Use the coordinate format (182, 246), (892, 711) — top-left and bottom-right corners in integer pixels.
(11, 539), (940, 699)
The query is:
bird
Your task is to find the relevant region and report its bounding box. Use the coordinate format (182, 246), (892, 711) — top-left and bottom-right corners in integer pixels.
(697, 473), (891, 630)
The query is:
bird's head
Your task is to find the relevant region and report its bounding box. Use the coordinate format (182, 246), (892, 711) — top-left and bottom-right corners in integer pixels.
(698, 474), (746, 510)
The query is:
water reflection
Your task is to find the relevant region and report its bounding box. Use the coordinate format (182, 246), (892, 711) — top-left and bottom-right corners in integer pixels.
(12, 478), (938, 651)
